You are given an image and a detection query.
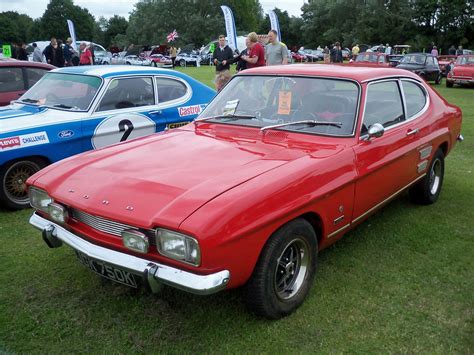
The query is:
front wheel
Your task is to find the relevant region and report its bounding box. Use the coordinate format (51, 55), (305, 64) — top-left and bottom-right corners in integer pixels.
(435, 73), (441, 85)
(179, 59), (185, 67)
(0, 158), (46, 210)
(243, 218), (318, 319)
(409, 148), (445, 205)
(446, 80), (453, 88)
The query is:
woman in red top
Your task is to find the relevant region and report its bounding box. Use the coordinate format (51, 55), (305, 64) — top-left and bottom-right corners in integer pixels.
(242, 32), (265, 68)
(79, 42), (93, 65)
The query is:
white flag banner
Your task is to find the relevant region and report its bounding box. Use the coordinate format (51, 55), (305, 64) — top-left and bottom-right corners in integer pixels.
(67, 19), (78, 51)
(269, 10), (281, 42)
(220, 5), (237, 51)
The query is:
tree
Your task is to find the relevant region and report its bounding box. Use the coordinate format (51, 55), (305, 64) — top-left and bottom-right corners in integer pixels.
(258, 8), (303, 49)
(0, 12), (35, 44)
(104, 15), (128, 48)
(37, 0), (96, 41)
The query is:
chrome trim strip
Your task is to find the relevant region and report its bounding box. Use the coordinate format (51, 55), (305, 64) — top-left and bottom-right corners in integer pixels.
(29, 213), (230, 295)
(352, 173), (426, 224)
(419, 145), (433, 160)
(327, 223), (351, 239)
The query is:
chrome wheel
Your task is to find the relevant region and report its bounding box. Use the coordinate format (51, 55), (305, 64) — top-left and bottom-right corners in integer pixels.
(429, 158), (442, 195)
(274, 238), (309, 300)
(4, 160), (41, 205)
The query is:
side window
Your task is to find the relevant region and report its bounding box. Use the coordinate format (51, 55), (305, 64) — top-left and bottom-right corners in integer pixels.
(362, 81), (404, 134)
(97, 77), (154, 111)
(0, 67), (25, 93)
(402, 81), (426, 118)
(155, 77), (187, 103)
(25, 68), (49, 88)
(426, 56), (434, 66)
(433, 57), (439, 66)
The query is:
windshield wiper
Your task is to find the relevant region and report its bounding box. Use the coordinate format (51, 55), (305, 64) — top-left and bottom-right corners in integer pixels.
(260, 120), (342, 132)
(52, 104), (79, 110)
(20, 98), (39, 103)
(195, 114), (257, 123)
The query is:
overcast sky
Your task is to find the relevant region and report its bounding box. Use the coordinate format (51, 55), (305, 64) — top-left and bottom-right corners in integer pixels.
(1, 0), (306, 19)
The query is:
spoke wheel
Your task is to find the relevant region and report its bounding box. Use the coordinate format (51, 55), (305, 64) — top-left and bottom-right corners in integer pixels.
(1, 159), (45, 210)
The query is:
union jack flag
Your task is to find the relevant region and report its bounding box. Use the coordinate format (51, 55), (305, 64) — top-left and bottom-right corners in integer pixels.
(167, 29), (179, 43)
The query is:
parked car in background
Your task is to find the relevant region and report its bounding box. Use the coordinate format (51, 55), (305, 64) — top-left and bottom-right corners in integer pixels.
(350, 52), (391, 67)
(291, 52), (307, 63)
(0, 60), (55, 106)
(0, 66), (215, 209)
(123, 55), (151, 66)
(27, 65), (462, 319)
(387, 54), (405, 67)
(302, 49), (321, 62)
(175, 53), (201, 67)
(438, 55), (458, 76)
(397, 53), (442, 84)
(446, 55), (474, 88)
(147, 54), (172, 68)
(342, 48), (351, 59)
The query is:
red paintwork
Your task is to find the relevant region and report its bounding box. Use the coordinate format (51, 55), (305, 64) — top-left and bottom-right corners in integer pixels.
(438, 55), (457, 73)
(0, 61), (55, 106)
(447, 55), (474, 85)
(146, 54), (172, 65)
(349, 52), (391, 67)
(27, 64), (462, 288)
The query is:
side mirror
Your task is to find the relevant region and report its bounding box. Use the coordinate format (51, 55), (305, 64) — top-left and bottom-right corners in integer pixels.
(367, 123), (385, 139)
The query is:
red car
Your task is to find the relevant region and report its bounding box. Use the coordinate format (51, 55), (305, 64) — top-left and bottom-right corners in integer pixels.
(438, 55), (457, 76)
(28, 65), (462, 319)
(350, 52), (391, 67)
(446, 55), (474, 87)
(146, 54), (173, 68)
(291, 52), (307, 63)
(0, 60), (55, 106)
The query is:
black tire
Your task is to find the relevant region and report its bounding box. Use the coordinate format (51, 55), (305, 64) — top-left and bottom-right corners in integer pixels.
(126, 62), (131, 65)
(179, 59), (185, 67)
(409, 148), (445, 205)
(243, 218), (318, 319)
(446, 80), (453, 88)
(435, 73), (441, 85)
(0, 158), (47, 210)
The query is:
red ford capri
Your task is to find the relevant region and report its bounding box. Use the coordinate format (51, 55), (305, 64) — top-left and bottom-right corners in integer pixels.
(27, 65), (463, 319)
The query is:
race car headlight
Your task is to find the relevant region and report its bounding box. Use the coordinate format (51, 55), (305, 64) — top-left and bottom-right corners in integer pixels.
(29, 187), (53, 213)
(156, 229), (200, 266)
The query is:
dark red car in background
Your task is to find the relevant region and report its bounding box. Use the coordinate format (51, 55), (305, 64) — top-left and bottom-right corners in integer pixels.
(350, 52), (391, 67)
(0, 60), (55, 106)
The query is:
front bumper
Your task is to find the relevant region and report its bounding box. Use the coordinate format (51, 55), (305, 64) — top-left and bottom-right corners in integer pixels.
(448, 77), (474, 84)
(29, 213), (230, 295)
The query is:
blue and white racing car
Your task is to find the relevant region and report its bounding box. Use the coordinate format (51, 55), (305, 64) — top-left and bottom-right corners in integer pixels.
(0, 65), (215, 209)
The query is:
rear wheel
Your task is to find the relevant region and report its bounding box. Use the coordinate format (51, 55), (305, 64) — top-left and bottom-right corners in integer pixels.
(446, 80), (453, 88)
(409, 148), (445, 205)
(435, 73), (441, 85)
(243, 218), (318, 319)
(0, 158), (47, 210)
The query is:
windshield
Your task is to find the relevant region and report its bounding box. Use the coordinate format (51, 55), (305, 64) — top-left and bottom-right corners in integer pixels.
(456, 56), (474, 65)
(400, 55), (426, 65)
(19, 73), (102, 111)
(198, 75), (359, 136)
(356, 53), (379, 63)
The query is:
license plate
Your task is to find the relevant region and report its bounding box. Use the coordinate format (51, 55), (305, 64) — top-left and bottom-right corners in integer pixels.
(75, 250), (138, 288)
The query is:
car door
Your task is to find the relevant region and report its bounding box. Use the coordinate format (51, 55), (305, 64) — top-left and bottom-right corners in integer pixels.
(154, 76), (196, 129)
(352, 79), (422, 222)
(84, 76), (165, 150)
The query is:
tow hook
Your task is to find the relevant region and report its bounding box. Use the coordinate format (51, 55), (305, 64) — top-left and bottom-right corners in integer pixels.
(42, 225), (63, 248)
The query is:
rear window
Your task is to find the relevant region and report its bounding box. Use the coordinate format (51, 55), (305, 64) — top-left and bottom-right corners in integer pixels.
(0, 67), (24, 93)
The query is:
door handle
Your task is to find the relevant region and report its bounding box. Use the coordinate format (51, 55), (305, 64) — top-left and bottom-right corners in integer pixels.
(149, 110), (162, 115)
(406, 128), (419, 136)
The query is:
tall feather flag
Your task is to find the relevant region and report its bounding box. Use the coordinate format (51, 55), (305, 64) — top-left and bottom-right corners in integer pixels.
(269, 10), (281, 42)
(220, 5), (237, 51)
(167, 29), (179, 43)
(66, 19), (78, 51)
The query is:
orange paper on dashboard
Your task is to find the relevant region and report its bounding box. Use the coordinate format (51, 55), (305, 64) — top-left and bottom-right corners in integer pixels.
(278, 91), (292, 115)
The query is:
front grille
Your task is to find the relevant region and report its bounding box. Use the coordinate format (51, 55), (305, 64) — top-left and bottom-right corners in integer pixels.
(71, 208), (156, 240)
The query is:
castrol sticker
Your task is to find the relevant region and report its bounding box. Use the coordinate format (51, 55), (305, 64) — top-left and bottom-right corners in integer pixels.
(0, 132), (49, 151)
(178, 104), (203, 117)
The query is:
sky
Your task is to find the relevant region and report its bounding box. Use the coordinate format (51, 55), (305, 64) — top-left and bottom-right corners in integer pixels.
(1, 0), (306, 19)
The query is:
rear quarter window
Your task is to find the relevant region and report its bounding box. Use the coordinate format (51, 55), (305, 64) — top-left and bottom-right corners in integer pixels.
(402, 80), (427, 118)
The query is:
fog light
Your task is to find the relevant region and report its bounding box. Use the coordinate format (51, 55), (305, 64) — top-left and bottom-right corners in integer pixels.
(122, 229), (149, 254)
(48, 202), (69, 223)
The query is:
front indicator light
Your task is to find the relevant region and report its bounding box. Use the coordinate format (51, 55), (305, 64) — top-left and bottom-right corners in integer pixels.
(122, 229), (149, 254)
(29, 187), (53, 213)
(156, 229), (200, 266)
(48, 202), (69, 224)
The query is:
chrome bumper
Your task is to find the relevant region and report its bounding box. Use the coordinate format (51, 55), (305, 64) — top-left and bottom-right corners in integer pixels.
(29, 213), (230, 295)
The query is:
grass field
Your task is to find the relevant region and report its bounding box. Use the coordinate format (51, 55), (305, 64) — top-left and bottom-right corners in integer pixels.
(1, 66), (473, 353)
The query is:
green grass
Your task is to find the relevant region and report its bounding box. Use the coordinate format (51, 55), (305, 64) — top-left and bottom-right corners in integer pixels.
(1, 68), (473, 353)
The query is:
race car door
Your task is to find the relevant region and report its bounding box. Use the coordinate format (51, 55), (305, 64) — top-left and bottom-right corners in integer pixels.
(352, 79), (421, 223)
(84, 76), (165, 150)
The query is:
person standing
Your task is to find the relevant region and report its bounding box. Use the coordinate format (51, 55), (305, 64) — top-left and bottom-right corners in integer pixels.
(32, 43), (43, 62)
(212, 35), (234, 72)
(79, 42), (93, 65)
(63, 38), (75, 66)
(16, 43), (28, 60)
(330, 42), (343, 63)
(351, 44), (360, 60)
(323, 46), (330, 63)
(448, 45), (456, 55)
(242, 32), (265, 68)
(385, 43), (392, 55)
(170, 46), (177, 68)
(43, 38), (64, 67)
(431, 46), (439, 57)
(265, 29), (288, 66)
(456, 45), (463, 55)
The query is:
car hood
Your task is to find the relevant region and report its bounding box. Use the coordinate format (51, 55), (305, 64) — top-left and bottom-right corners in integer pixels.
(453, 66), (474, 77)
(30, 124), (334, 230)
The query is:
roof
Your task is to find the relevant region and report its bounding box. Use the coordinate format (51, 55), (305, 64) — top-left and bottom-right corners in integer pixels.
(51, 65), (187, 79)
(239, 64), (420, 82)
(0, 60), (55, 70)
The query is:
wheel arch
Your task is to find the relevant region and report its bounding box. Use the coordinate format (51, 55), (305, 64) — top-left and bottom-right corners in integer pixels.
(438, 141), (449, 157)
(1, 155), (51, 169)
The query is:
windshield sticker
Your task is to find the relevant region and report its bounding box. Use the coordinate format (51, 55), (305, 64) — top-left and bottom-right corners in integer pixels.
(178, 104), (204, 117)
(223, 99), (239, 116)
(278, 91), (292, 115)
(0, 131), (49, 151)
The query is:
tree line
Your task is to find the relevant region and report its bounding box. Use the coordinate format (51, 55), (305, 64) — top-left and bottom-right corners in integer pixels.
(0, 0), (472, 53)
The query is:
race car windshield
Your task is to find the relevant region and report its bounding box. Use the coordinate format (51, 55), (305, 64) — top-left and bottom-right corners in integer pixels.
(19, 73), (102, 111)
(198, 75), (359, 136)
